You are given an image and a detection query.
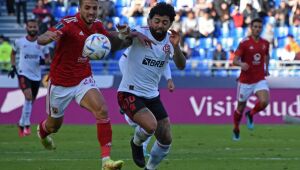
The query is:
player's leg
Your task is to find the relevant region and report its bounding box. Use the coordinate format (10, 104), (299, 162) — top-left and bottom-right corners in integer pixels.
(23, 80), (40, 136)
(232, 82), (252, 140)
(17, 76), (33, 137)
(117, 92), (156, 168)
(144, 97), (171, 170)
(146, 118), (172, 170)
(78, 77), (123, 169)
(37, 82), (72, 150)
(123, 112), (151, 157)
(246, 80), (269, 130)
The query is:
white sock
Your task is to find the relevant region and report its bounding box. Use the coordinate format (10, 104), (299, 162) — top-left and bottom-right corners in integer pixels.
(20, 100), (32, 126)
(146, 140), (171, 170)
(133, 126), (153, 146)
(143, 136), (151, 153)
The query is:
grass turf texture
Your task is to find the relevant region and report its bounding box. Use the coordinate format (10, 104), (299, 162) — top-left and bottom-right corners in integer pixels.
(0, 124), (299, 170)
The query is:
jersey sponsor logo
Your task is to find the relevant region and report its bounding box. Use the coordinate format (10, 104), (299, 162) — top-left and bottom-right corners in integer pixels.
(24, 54), (40, 59)
(142, 57), (165, 67)
(249, 45), (254, 50)
(77, 56), (88, 63)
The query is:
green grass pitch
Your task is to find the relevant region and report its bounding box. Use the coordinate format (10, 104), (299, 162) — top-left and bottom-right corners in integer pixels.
(0, 124), (299, 170)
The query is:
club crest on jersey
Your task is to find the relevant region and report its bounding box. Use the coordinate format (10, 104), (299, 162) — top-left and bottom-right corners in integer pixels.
(252, 53), (261, 65)
(163, 44), (171, 55)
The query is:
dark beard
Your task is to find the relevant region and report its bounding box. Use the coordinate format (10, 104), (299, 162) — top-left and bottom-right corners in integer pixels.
(149, 28), (167, 41)
(27, 31), (38, 37)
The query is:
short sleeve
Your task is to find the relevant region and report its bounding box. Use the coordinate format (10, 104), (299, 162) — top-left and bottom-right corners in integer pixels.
(42, 45), (50, 55)
(234, 41), (244, 57)
(49, 20), (69, 36)
(12, 39), (20, 52)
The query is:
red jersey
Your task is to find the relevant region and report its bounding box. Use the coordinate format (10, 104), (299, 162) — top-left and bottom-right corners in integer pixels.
(235, 36), (269, 84)
(49, 13), (109, 86)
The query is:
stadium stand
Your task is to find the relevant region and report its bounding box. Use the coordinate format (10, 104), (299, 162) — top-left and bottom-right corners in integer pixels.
(0, 0), (299, 77)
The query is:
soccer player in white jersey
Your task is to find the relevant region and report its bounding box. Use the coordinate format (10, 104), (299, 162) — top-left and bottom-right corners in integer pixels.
(118, 55), (175, 157)
(117, 3), (186, 170)
(8, 19), (50, 137)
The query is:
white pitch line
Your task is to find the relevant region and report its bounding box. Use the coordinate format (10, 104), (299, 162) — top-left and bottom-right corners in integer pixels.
(0, 157), (299, 162)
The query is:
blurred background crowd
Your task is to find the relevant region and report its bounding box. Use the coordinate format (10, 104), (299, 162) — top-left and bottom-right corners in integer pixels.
(0, 0), (300, 77)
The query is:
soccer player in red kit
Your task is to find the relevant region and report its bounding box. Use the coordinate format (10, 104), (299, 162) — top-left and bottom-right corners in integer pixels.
(36, 0), (152, 169)
(232, 18), (270, 141)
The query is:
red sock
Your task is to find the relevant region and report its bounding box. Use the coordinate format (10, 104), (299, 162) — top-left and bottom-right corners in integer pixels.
(233, 110), (242, 130)
(38, 120), (50, 139)
(96, 118), (112, 158)
(250, 102), (265, 116)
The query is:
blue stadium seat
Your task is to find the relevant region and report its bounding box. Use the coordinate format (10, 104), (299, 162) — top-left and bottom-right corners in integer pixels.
(53, 6), (67, 21)
(228, 69), (240, 77)
(115, 6), (124, 17)
(271, 49), (279, 60)
(111, 16), (120, 25)
(115, 0), (129, 7)
(135, 16), (147, 26)
(274, 26), (289, 38)
(128, 17), (136, 27)
(276, 37), (288, 48)
(113, 49), (125, 60)
(67, 6), (78, 16)
(219, 37), (233, 50)
(90, 61), (105, 75)
(231, 27), (244, 38)
(107, 62), (120, 74)
(289, 26), (300, 38)
(220, 27), (230, 38)
(184, 37), (198, 49)
(213, 69), (228, 77)
(263, 16), (275, 25)
(199, 38), (213, 49)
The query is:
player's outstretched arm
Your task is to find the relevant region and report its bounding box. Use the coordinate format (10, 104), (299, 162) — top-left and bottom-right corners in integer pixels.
(169, 30), (186, 70)
(37, 31), (62, 45)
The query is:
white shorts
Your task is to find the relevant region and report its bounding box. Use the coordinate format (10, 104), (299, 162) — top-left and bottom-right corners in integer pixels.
(237, 80), (269, 102)
(46, 76), (98, 118)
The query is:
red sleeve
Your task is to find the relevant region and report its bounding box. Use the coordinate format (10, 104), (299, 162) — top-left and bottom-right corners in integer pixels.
(49, 20), (69, 36)
(234, 41), (245, 57)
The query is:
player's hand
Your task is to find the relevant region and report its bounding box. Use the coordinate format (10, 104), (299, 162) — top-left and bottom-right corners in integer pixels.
(47, 30), (62, 41)
(169, 29), (180, 47)
(240, 62), (249, 71)
(134, 32), (156, 49)
(8, 65), (17, 79)
(116, 24), (130, 40)
(167, 79), (175, 92)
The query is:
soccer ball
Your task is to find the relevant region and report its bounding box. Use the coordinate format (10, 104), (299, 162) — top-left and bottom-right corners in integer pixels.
(82, 33), (111, 60)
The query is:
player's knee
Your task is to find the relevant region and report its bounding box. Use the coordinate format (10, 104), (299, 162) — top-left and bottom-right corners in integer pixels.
(47, 126), (60, 133)
(260, 100), (269, 108)
(144, 121), (157, 134)
(94, 105), (109, 119)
